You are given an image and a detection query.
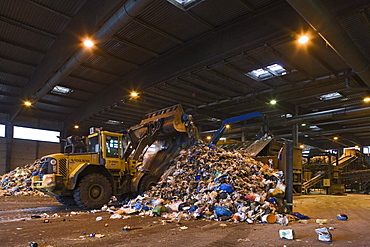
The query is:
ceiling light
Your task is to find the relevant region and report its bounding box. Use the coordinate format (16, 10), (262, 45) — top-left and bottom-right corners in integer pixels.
(309, 125), (321, 131)
(52, 85), (73, 96)
(364, 97), (370, 102)
(74, 125), (79, 129)
(167, 0), (205, 10)
(106, 120), (123, 125)
(225, 124), (230, 129)
(130, 92), (139, 98)
(83, 39), (94, 47)
(318, 92), (342, 101)
(299, 144), (305, 149)
(246, 63), (287, 81)
(270, 99), (277, 105)
(206, 136), (212, 140)
(298, 35), (309, 44)
(333, 136), (338, 140)
(24, 101), (32, 106)
(301, 123), (306, 126)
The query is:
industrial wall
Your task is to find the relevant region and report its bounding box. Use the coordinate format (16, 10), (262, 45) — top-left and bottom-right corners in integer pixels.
(0, 138), (5, 175)
(9, 139), (60, 171)
(0, 114), (64, 175)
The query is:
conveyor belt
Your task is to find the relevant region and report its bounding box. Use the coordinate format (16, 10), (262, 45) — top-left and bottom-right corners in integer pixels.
(302, 171), (326, 194)
(337, 155), (358, 169)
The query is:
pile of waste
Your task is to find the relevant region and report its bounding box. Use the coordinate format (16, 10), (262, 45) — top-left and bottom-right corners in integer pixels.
(0, 160), (43, 196)
(109, 142), (288, 223)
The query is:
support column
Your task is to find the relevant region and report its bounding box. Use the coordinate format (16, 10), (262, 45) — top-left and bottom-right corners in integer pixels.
(5, 122), (13, 173)
(292, 123), (299, 147)
(285, 140), (294, 211)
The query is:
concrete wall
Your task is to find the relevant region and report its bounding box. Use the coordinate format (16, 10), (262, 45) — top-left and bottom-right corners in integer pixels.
(9, 139), (60, 171)
(0, 115), (64, 175)
(0, 137), (6, 174)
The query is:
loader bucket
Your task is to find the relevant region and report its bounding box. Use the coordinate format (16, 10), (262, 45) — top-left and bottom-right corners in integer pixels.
(135, 104), (187, 138)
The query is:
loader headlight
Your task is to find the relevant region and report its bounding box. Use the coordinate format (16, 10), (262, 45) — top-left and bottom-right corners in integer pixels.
(50, 159), (57, 165)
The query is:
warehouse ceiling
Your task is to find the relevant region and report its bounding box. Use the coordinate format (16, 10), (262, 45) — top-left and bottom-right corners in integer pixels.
(1, 0), (370, 149)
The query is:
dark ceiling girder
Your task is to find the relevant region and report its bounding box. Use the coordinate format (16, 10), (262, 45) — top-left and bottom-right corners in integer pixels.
(287, 0), (370, 88)
(132, 18), (183, 44)
(0, 70), (29, 79)
(21, 0), (72, 20)
(149, 86), (205, 105)
(237, 0), (255, 11)
(306, 47), (338, 76)
(0, 15), (58, 39)
(271, 106), (370, 127)
(176, 78), (221, 99)
(185, 11), (214, 29)
(162, 82), (215, 102)
(264, 44), (314, 80)
(64, 1), (308, 126)
(9, 0), (152, 121)
(206, 68), (257, 92)
(112, 36), (159, 57)
(0, 55), (37, 68)
(94, 47), (140, 68)
(361, 8), (370, 27)
(142, 92), (196, 108)
(190, 73), (240, 94)
(0, 37), (46, 55)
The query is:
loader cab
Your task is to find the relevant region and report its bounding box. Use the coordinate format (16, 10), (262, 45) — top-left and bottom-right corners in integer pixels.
(87, 130), (126, 170)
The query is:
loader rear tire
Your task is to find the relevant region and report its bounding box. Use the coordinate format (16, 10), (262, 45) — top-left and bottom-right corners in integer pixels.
(138, 175), (159, 194)
(74, 173), (112, 209)
(56, 195), (77, 207)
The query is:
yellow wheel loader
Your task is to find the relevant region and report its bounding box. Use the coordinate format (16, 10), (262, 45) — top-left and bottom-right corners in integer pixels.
(32, 104), (198, 209)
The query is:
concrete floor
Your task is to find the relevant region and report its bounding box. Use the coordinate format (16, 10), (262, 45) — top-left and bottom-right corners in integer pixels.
(0, 194), (369, 246)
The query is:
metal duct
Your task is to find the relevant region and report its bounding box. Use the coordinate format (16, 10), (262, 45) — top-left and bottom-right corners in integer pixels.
(31, 0), (152, 101)
(286, 0), (370, 88)
(270, 106), (370, 127)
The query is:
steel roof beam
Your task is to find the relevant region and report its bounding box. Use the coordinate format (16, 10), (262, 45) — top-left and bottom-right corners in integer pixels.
(287, 0), (370, 88)
(0, 15), (58, 39)
(133, 18), (183, 44)
(112, 36), (159, 57)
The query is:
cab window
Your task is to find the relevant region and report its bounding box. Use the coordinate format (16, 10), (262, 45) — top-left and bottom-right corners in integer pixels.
(106, 135), (119, 158)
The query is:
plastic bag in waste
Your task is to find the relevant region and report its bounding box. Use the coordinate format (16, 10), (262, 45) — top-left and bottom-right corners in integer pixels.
(315, 227), (332, 242)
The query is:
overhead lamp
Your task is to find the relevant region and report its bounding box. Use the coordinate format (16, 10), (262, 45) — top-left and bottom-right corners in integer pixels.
(270, 99), (277, 105)
(206, 136), (212, 140)
(301, 123), (306, 126)
(298, 35), (309, 44)
(74, 125), (79, 129)
(299, 144), (304, 149)
(24, 101), (32, 106)
(225, 124), (230, 129)
(130, 91), (139, 99)
(364, 97), (370, 102)
(83, 39), (94, 47)
(333, 136), (338, 140)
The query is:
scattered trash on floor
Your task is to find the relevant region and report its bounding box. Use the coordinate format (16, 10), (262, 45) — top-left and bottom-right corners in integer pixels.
(316, 219), (329, 224)
(279, 229), (295, 240)
(315, 227), (332, 242)
(336, 214), (348, 221)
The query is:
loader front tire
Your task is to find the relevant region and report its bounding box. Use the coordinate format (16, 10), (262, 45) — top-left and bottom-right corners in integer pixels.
(74, 173), (112, 209)
(138, 175), (159, 194)
(56, 195), (77, 207)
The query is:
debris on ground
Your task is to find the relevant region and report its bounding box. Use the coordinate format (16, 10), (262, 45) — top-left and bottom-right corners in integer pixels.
(107, 142), (290, 223)
(315, 227), (332, 242)
(0, 160), (43, 196)
(279, 229), (295, 240)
